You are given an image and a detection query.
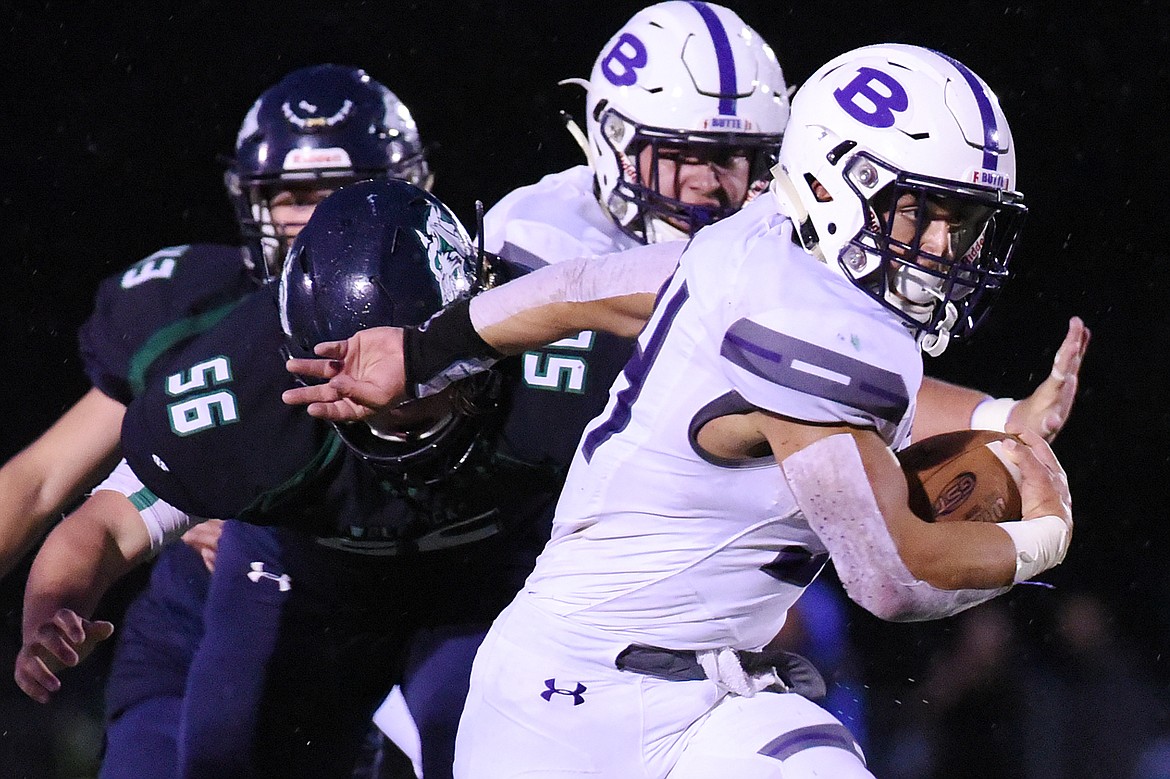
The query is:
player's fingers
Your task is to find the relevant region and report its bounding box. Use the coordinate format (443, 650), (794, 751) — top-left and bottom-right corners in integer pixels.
(327, 375), (398, 408)
(1013, 430), (1063, 474)
(304, 400), (373, 422)
(282, 382), (341, 407)
(14, 653), (60, 704)
(50, 609), (85, 645)
(285, 357), (342, 381)
(85, 620), (115, 645)
(1050, 317), (1090, 383)
(312, 339), (349, 359)
(33, 629), (80, 669)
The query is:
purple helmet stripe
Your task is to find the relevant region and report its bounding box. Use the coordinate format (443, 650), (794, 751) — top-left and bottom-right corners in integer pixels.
(935, 50), (1003, 171)
(687, 1), (737, 115)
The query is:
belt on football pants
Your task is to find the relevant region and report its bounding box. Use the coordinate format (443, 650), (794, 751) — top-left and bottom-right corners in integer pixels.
(614, 644), (827, 702)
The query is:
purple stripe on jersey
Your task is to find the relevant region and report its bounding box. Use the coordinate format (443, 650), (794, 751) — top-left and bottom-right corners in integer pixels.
(687, 1), (737, 115)
(759, 723), (864, 762)
(935, 50), (1002, 171)
(720, 319), (909, 425)
(581, 281), (690, 461)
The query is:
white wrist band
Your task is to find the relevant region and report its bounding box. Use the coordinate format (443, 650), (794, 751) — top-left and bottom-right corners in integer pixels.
(997, 515), (1070, 582)
(970, 397), (1019, 433)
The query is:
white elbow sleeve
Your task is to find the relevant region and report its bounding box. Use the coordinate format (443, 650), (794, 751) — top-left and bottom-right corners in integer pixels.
(469, 241), (683, 330)
(93, 460), (201, 552)
(782, 435), (1010, 622)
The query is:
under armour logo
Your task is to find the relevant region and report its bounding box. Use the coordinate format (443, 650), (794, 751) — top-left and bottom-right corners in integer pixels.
(246, 562), (291, 591)
(541, 679), (587, 706)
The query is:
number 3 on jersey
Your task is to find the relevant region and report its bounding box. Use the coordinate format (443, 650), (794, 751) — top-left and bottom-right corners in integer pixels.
(164, 356), (239, 436)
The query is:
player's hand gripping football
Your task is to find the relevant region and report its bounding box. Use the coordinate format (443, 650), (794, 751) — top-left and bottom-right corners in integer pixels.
(998, 430), (1073, 532)
(15, 608), (114, 704)
(283, 326), (408, 422)
(1007, 316), (1090, 442)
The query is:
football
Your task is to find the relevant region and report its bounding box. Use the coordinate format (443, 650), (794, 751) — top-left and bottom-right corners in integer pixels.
(897, 429), (1023, 523)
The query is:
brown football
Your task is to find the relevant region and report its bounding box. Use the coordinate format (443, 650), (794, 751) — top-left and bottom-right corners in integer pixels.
(897, 429), (1023, 523)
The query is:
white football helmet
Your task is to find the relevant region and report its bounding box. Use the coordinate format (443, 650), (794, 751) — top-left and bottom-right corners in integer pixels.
(772, 44), (1027, 355)
(578, 1), (789, 243)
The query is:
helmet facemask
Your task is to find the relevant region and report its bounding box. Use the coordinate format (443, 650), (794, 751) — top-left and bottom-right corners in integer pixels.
(335, 371), (503, 486)
(229, 172), (362, 280)
(833, 153), (1027, 355)
(597, 104), (781, 243)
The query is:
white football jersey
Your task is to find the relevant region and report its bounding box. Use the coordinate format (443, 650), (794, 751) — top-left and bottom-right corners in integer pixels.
(525, 195), (923, 651)
(482, 165), (642, 267)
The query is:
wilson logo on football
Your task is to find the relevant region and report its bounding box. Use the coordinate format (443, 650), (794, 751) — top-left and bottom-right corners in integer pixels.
(932, 472), (978, 518)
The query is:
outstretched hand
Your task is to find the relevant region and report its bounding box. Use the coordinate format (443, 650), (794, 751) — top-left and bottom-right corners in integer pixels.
(15, 608), (114, 704)
(282, 327), (408, 422)
(1008, 317), (1091, 442)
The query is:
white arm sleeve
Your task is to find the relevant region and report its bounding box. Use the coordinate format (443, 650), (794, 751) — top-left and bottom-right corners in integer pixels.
(781, 434), (1010, 622)
(93, 459), (206, 552)
(469, 240), (684, 331)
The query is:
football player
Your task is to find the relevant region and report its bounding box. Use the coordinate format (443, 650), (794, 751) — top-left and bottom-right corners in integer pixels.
(0, 63), (428, 779)
(483, 0), (1080, 749)
(283, 45), (1085, 777)
(15, 179), (614, 779)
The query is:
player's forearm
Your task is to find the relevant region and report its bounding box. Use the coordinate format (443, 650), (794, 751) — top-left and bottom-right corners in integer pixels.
(0, 388), (124, 578)
(0, 464), (63, 579)
(469, 245), (675, 351)
(475, 295), (656, 354)
(912, 378), (992, 440)
(22, 491), (150, 635)
(407, 246), (672, 397)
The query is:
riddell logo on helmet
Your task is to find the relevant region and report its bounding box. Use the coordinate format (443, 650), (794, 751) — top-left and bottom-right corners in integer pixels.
(283, 147), (353, 170)
(969, 169), (1010, 189)
(704, 117), (754, 131)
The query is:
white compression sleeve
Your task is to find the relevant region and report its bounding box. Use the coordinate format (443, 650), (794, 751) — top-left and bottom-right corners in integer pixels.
(93, 459), (204, 552)
(469, 240), (684, 331)
(782, 435), (1010, 622)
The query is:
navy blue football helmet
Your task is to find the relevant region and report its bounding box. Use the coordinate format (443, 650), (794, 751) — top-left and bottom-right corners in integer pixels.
(227, 64), (432, 279)
(280, 178), (497, 481)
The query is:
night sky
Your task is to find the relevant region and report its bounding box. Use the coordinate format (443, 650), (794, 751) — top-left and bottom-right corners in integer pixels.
(3, 1), (1170, 775)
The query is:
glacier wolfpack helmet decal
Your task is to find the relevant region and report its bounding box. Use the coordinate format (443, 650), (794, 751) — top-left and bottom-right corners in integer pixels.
(772, 43), (1027, 355)
(415, 200), (476, 304)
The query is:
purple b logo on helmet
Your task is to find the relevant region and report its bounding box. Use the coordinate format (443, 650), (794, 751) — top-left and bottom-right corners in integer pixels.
(601, 33), (649, 87)
(833, 67), (909, 128)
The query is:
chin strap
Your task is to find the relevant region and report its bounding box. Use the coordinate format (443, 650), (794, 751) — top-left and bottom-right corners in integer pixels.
(557, 78), (594, 168)
(768, 164), (826, 264)
(917, 301), (958, 357)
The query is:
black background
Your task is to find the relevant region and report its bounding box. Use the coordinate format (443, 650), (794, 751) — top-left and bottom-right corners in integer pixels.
(3, 1), (1170, 775)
